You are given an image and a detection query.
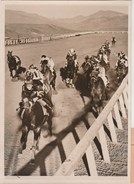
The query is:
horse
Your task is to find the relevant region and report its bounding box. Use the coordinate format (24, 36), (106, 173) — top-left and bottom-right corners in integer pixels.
(74, 60), (93, 104)
(74, 60), (106, 117)
(97, 51), (110, 71)
(111, 37), (116, 46)
(7, 51), (22, 78)
(115, 59), (128, 83)
(90, 67), (106, 117)
(60, 58), (77, 88)
(24, 70), (53, 107)
(60, 67), (67, 82)
(41, 63), (56, 91)
(19, 100), (53, 162)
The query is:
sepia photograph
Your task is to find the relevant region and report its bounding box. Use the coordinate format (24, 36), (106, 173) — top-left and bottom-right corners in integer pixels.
(3, 0), (131, 183)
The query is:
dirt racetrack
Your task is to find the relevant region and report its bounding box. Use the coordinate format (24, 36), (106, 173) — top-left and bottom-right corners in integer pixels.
(5, 32), (128, 176)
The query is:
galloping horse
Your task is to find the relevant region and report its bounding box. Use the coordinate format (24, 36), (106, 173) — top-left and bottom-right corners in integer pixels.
(116, 59), (128, 83)
(60, 67), (67, 82)
(111, 37), (116, 46)
(19, 100), (53, 161)
(61, 58), (76, 88)
(41, 63), (56, 91)
(90, 67), (106, 116)
(74, 60), (93, 104)
(7, 51), (21, 78)
(97, 51), (110, 71)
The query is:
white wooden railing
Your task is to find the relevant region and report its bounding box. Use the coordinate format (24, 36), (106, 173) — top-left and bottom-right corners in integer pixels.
(55, 75), (128, 176)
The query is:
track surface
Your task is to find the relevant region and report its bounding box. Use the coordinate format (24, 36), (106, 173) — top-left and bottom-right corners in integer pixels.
(5, 32), (128, 176)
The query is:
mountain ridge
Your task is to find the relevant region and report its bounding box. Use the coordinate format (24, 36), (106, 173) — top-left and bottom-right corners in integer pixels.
(5, 9), (128, 39)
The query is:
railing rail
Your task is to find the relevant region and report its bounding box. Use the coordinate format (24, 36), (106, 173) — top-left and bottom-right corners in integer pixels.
(55, 75), (128, 176)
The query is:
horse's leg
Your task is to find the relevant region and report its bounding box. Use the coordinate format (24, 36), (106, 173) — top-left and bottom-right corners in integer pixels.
(47, 116), (52, 136)
(51, 79), (56, 91)
(33, 128), (41, 150)
(31, 128), (41, 162)
(80, 93), (85, 106)
(19, 126), (29, 154)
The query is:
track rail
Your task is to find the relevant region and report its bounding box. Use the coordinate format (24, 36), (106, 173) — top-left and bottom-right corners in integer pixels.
(55, 75), (128, 176)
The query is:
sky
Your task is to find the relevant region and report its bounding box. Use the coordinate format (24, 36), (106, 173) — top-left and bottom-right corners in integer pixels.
(5, 2), (129, 19)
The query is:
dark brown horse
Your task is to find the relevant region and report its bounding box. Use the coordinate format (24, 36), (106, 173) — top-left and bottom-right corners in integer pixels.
(116, 59), (128, 84)
(19, 100), (53, 162)
(74, 60), (93, 104)
(74, 60), (106, 117)
(60, 58), (77, 88)
(90, 68), (106, 116)
(7, 51), (21, 78)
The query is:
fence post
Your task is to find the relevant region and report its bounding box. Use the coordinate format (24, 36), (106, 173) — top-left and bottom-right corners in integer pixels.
(85, 144), (98, 176)
(114, 102), (123, 130)
(123, 87), (128, 109)
(107, 112), (117, 144)
(98, 126), (110, 163)
(119, 94), (127, 118)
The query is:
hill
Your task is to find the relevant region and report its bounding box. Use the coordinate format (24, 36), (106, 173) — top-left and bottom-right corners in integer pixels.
(5, 9), (128, 39)
(54, 10), (128, 31)
(5, 10), (77, 39)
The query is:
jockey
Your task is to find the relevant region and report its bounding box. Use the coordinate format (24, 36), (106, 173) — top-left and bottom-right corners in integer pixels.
(18, 77), (53, 118)
(65, 48), (78, 69)
(98, 45), (105, 55)
(81, 55), (90, 68)
(111, 36), (116, 42)
(89, 55), (100, 67)
(32, 80), (53, 114)
(40, 55), (55, 75)
(104, 40), (111, 50)
(91, 56), (110, 88)
(115, 52), (128, 69)
(27, 64), (44, 86)
(104, 40), (110, 46)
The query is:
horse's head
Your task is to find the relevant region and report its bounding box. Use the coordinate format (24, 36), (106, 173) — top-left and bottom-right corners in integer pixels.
(118, 59), (126, 68)
(7, 51), (13, 60)
(22, 99), (39, 129)
(90, 67), (100, 84)
(23, 99), (33, 112)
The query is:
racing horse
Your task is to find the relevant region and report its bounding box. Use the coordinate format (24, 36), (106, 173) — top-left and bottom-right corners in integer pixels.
(115, 58), (128, 84)
(74, 60), (94, 105)
(61, 58), (76, 88)
(74, 60), (106, 117)
(19, 100), (53, 162)
(41, 63), (56, 91)
(90, 67), (106, 117)
(111, 37), (116, 46)
(7, 51), (21, 78)
(97, 50), (110, 71)
(25, 69), (53, 106)
(60, 67), (67, 82)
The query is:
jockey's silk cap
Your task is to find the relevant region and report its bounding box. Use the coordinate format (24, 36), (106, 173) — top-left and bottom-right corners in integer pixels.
(29, 64), (35, 69)
(85, 55), (89, 60)
(41, 55), (46, 58)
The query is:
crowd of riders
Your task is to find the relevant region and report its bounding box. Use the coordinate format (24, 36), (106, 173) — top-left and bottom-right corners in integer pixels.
(7, 36), (128, 119)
